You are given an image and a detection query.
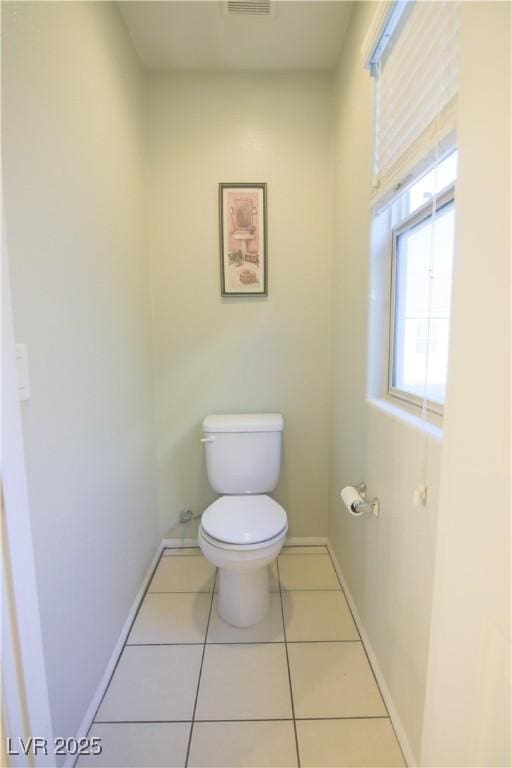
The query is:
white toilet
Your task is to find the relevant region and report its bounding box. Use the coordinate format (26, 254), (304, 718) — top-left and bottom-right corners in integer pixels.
(198, 413), (288, 628)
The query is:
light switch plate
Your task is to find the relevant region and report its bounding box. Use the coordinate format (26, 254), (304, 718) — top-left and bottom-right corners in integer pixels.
(15, 344), (31, 401)
(413, 483), (428, 507)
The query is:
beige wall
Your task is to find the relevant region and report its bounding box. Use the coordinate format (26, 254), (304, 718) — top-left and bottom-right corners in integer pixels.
(328, 3), (442, 762)
(2, 1), (158, 742)
(421, 3), (511, 765)
(147, 71), (332, 538)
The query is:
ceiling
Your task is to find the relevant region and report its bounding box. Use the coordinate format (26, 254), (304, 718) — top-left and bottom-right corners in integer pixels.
(118, 1), (352, 72)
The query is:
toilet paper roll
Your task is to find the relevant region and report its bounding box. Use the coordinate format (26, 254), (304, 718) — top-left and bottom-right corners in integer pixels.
(341, 486), (365, 517)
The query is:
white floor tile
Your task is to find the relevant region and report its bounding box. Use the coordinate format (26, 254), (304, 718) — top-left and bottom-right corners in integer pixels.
(188, 721), (298, 767)
(128, 593), (211, 644)
(195, 643), (292, 720)
(288, 642), (386, 718)
(283, 591), (358, 641)
(77, 723), (190, 768)
(296, 718), (405, 767)
(96, 645), (202, 722)
(207, 594), (284, 643)
(79, 546), (404, 768)
(278, 554), (340, 591)
(149, 556), (215, 593)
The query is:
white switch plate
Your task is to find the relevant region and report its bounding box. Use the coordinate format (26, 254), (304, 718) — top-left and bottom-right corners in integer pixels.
(413, 483), (428, 507)
(15, 344), (31, 401)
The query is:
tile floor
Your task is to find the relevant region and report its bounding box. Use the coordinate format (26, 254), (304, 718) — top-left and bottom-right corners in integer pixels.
(78, 546), (406, 768)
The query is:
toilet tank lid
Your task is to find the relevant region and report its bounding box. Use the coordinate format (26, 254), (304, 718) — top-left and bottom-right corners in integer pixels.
(202, 413), (284, 433)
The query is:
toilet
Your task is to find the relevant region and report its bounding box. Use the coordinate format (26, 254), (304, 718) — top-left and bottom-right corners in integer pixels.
(198, 413), (288, 628)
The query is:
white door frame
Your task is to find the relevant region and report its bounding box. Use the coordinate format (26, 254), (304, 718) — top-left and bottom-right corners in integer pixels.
(2, 217), (54, 766)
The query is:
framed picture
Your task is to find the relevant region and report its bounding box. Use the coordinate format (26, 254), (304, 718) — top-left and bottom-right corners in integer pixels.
(219, 183), (268, 296)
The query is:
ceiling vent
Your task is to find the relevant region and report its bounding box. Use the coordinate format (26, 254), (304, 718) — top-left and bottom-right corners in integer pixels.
(224, 1), (276, 18)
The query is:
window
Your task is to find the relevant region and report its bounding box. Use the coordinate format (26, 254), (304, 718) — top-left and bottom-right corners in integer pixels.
(363, 0), (459, 416)
(389, 152), (457, 412)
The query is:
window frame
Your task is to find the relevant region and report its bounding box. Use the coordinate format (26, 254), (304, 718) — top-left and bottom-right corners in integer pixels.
(387, 182), (456, 416)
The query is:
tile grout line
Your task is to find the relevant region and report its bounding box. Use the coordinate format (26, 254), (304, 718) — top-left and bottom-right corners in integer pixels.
(325, 546), (408, 767)
(125, 639), (363, 647)
(183, 568), (217, 768)
(276, 558), (301, 768)
(148, 588), (342, 594)
(93, 714), (391, 724)
(147, 590), (216, 595)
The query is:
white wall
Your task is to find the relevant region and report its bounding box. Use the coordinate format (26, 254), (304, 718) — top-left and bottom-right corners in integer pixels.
(147, 71), (332, 537)
(2, 1), (158, 743)
(328, 3), (442, 762)
(421, 4), (511, 765)
(329, 2), (511, 764)
(4, 4), (509, 762)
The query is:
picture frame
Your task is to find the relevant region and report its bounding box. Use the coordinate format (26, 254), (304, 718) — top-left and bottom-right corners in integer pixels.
(219, 183), (268, 296)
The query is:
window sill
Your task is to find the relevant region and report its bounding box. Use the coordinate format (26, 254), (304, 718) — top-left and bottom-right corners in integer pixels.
(366, 396), (444, 442)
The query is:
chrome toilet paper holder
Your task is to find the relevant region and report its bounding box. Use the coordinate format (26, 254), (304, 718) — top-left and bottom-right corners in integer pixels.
(352, 482), (380, 516)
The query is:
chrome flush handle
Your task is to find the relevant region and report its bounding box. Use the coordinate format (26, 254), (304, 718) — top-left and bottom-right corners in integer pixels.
(200, 436), (215, 443)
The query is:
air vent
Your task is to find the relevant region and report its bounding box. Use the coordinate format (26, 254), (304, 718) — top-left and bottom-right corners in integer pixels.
(224, 0), (275, 17)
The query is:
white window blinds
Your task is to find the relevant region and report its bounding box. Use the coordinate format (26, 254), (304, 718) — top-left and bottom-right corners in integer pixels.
(369, 1), (459, 209)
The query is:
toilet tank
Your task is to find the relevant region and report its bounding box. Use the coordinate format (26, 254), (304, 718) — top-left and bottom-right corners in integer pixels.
(202, 413), (283, 495)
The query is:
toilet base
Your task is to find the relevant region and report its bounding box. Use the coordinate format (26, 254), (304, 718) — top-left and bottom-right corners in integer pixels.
(198, 522), (287, 629)
(218, 566), (270, 627)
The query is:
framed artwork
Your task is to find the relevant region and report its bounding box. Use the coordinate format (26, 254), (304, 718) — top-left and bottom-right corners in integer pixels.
(219, 183), (268, 296)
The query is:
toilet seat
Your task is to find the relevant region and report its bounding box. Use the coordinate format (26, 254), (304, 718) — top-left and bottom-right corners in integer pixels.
(201, 494), (287, 547)
(199, 524), (287, 552)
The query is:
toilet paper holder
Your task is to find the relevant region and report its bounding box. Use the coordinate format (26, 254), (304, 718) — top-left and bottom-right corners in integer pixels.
(352, 482), (380, 517)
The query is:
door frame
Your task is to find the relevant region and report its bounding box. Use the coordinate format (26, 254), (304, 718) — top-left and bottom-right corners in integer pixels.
(2, 216), (54, 766)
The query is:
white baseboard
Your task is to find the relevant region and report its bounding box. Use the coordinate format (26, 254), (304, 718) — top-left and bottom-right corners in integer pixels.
(162, 537), (199, 547)
(285, 536), (328, 546)
(327, 542), (417, 768)
(161, 536), (329, 549)
(65, 542), (164, 768)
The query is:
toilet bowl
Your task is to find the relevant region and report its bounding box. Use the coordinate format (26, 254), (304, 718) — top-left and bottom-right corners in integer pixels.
(198, 495), (287, 626)
(198, 413), (287, 627)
